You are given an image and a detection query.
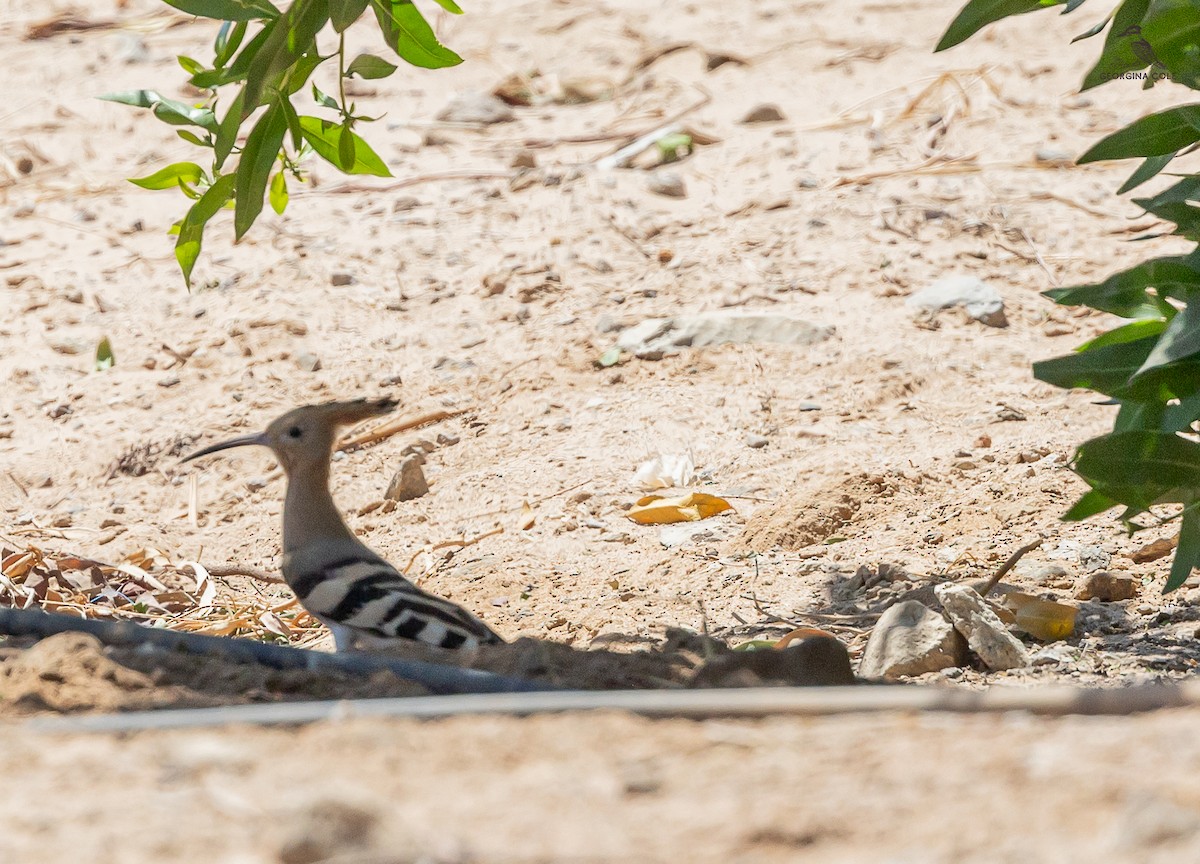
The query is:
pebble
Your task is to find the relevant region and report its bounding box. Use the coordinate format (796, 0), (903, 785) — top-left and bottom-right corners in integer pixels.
(1076, 571), (1138, 602)
(295, 352), (322, 372)
(436, 92), (514, 125)
(906, 274), (1007, 327)
(745, 433), (770, 449)
(384, 456), (429, 501)
(740, 104), (785, 123)
(330, 273), (354, 286)
(647, 171), (687, 198)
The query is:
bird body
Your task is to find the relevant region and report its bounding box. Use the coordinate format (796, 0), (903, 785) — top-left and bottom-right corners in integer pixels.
(184, 398), (501, 652)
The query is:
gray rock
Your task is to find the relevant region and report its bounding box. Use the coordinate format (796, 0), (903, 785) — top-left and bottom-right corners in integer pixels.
(935, 583), (1029, 671)
(330, 272), (354, 286)
(384, 456), (429, 502)
(295, 352), (322, 372)
(906, 275), (1007, 327)
(859, 600), (966, 680)
(647, 172), (687, 198)
(745, 433), (770, 449)
(436, 92), (514, 125)
(616, 312), (833, 359)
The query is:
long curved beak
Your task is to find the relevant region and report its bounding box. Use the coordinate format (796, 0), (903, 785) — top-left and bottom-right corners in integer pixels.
(182, 432), (269, 463)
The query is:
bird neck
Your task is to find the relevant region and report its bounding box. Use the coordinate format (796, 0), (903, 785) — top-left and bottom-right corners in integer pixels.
(281, 460), (359, 553)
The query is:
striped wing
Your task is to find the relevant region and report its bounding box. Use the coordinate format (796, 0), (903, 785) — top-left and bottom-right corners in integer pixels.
(287, 557), (501, 650)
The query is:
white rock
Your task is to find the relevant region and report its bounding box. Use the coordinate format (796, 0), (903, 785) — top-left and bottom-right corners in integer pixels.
(935, 583), (1029, 671)
(858, 600), (965, 680)
(906, 275), (1007, 327)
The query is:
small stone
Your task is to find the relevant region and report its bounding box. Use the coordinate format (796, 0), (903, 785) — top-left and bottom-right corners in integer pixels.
(1076, 571), (1138, 602)
(510, 150), (537, 169)
(953, 460), (976, 470)
(740, 104), (785, 124)
(385, 456), (429, 502)
(906, 275), (1007, 327)
(647, 171), (686, 198)
(436, 92), (514, 125)
(392, 196), (421, 213)
(1034, 148), (1073, 165)
(245, 476), (269, 492)
(1130, 537), (1175, 564)
(295, 352), (322, 372)
(435, 432), (460, 446)
(859, 600), (966, 680)
(157, 376), (180, 388)
(1078, 545), (1110, 572)
(1031, 644), (1074, 666)
(51, 514), (73, 528)
(330, 273), (354, 286)
(745, 433), (770, 449)
(935, 583), (1029, 671)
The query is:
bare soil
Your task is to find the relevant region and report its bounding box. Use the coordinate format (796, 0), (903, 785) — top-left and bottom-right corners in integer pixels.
(5, 0), (1200, 860)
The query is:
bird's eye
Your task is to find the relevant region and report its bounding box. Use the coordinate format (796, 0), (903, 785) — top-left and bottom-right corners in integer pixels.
(288, 426), (302, 439)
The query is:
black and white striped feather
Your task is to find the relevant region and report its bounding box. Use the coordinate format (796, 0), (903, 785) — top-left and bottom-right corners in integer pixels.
(284, 555), (501, 650)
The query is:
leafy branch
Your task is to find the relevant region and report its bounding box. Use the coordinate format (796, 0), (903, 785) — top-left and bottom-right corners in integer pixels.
(102, 0), (464, 287)
(940, 0), (1200, 591)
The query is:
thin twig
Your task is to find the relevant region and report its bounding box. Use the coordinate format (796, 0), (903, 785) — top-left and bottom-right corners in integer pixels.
(206, 564), (285, 585)
(311, 170), (515, 196)
(979, 537), (1044, 598)
(403, 526), (505, 575)
(338, 409), (463, 451)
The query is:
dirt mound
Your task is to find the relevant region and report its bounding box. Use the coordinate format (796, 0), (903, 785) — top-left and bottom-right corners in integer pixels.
(734, 473), (896, 552)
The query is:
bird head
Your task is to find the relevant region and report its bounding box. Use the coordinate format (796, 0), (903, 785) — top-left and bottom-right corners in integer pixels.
(183, 397), (398, 475)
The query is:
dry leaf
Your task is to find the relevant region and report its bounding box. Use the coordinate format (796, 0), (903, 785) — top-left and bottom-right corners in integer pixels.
(259, 611), (293, 638)
(632, 453), (695, 490)
(1002, 591), (1076, 641)
(182, 561), (217, 609)
(627, 492), (733, 524)
(519, 501), (536, 531)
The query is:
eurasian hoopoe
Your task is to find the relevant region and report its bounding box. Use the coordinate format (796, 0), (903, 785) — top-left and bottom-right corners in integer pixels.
(183, 398), (502, 652)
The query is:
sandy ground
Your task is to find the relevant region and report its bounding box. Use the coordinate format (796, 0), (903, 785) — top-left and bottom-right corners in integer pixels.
(4, 0), (1200, 859)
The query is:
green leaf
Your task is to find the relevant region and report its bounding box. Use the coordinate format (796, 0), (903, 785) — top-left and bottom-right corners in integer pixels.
(1076, 318), (1166, 352)
(312, 83), (339, 110)
(176, 173), (237, 288)
(1118, 152), (1176, 194)
(130, 162), (205, 190)
(1033, 336), (1157, 397)
(162, 0), (280, 21)
(1140, 1), (1200, 88)
(151, 99), (218, 132)
(330, 0), (370, 31)
(430, 0), (464, 11)
(281, 52), (324, 95)
(1163, 390), (1200, 432)
(1140, 302), (1200, 371)
(269, 170), (289, 214)
(370, 0), (463, 69)
(298, 115), (392, 175)
(242, 0), (331, 118)
(215, 89), (245, 170)
(1073, 430), (1200, 511)
(1079, 0), (1150, 89)
(936, 0), (1062, 52)
(279, 92), (303, 149)
(1079, 104), (1200, 163)
(99, 89), (163, 108)
(95, 336), (115, 371)
(338, 120), (356, 170)
(235, 104), (288, 239)
(177, 54), (205, 75)
(214, 20), (248, 68)
(346, 53), (399, 79)
(177, 129), (208, 147)
(1063, 488), (1120, 520)
(1165, 505), (1200, 591)
(1043, 257), (1200, 318)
